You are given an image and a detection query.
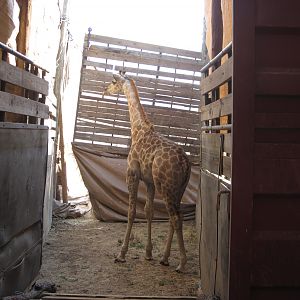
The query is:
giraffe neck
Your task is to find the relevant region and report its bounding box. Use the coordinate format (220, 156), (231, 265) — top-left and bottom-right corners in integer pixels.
(124, 80), (153, 142)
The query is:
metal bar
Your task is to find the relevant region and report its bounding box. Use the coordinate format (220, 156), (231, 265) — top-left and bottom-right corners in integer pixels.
(0, 41), (48, 73)
(200, 42), (233, 73)
(201, 124), (232, 131)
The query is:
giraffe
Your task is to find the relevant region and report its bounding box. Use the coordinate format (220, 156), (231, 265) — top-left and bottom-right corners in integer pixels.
(104, 71), (191, 272)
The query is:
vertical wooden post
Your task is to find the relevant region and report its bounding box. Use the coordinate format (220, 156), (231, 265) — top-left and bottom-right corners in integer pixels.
(54, 0), (69, 202)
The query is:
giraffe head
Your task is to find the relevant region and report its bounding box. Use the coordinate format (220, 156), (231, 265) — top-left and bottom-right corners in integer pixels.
(103, 71), (128, 95)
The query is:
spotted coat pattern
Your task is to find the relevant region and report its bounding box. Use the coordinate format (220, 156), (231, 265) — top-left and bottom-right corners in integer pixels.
(104, 72), (191, 272)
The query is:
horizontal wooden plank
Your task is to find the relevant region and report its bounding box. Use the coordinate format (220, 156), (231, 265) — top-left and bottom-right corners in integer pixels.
(85, 45), (204, 72)
(252, 231), (300, 286)
(76, 119), (199, 138)
(253, 194), (300, 231)
(82, 69), (200, 95)
(0, 60), (48, 95)
(254, 158), (300, 193)
(255, 128), (300, 144)
(255, 112), (300, 128)
(254, 143), (300, 159)
(0, 91), (49, 118)
(256, 0), (300, 28)
(256, 69), (300, 95)
(251, 287), (300, 300)
(81, 82), (200, 104)
(79, 99), (199, 121)
(201, 133), (232, 154)
(74, 127), (199, 146)
(43, 291), (197, 299)
(201, 94), (232, 121)
(86, 33), (203, 59)
(200, 57), (233, 95)
(77, 111), (199, 129)
(73, 133), (199, 156)
(201, 148), (231, 178)
(80, 92), (199, 108)
(72, 141), (129, 156)
(83, 60), (201, 82)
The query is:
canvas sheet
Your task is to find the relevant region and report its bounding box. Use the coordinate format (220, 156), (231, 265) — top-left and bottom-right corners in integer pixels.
(72, 144), (199, 222)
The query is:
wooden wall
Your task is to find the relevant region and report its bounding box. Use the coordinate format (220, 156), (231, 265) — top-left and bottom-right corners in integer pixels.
(74, 34), (205, 163)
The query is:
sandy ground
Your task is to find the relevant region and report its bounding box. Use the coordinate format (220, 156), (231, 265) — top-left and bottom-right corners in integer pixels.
(38, 210), (200, 297)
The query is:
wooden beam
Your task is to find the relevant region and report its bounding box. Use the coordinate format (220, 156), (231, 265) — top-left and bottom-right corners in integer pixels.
(0, 91), (49, 118)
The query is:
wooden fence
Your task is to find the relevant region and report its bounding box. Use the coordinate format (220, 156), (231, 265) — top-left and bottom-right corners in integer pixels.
(198, 43), (232, 300)
(73, 34), (205, 162)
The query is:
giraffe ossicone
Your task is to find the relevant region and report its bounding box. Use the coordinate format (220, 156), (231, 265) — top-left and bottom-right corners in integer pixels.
(104, 71), (191, 272)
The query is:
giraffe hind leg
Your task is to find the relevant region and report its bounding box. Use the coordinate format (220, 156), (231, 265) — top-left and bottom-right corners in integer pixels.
(144, 183), (155, 260)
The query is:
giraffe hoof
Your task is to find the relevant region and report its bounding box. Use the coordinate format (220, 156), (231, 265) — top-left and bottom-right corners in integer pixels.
(114, 257), (126, 263)
(175, 266), (184, 273)
(145, 256), (153, 261)
(159, 260), (169, 266)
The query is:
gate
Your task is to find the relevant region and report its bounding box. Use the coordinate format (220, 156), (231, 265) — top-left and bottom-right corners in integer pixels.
(199, 43), (232, 300)
(73, 33), (205, 163)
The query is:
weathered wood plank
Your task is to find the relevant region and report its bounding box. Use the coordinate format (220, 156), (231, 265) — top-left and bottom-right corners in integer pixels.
(82, 69), (200, 94)
(254, 143), (300, 159)
(0, 91), (49, 119)
(80, 92), (199, 108)
(255, 112), (300, 128)
(85, 45), (204, 72)
(81, 82), (200, 103)
(83, 60), (201, 81)
(78, 110), (199, 129)
(86, 33), (203, 59)
(199, 172), (218, 295)
(256, 69), (300, 95)
(201, 94), (232, 122)
(79, 100), (199, 121)
(200, 57), (233, 95)
(254, 158), (300, 194)
(202, 133), (232, 154)
(0, 60), (48, 95)
(76, 119), (199, 138)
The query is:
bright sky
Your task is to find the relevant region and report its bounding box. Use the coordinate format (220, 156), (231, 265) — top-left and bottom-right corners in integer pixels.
(68, 0), (204, 51)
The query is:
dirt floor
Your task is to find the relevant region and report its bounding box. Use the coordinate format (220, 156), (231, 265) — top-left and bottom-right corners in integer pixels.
(39, 209), (200, 297)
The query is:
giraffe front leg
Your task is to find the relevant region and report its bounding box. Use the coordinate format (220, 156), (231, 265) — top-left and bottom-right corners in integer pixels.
(144, 183), (155, 260)
(115, 172), (139, 263)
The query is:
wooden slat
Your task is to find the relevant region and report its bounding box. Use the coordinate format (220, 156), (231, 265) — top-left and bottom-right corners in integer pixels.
(79, 100), (199, 122)
(76, 120), (199, 138)
(82, 69), (200, 94)
(255, 112), (300, 128)
(43, 291), (197, 299)
(201, 94), (232, 121)
(86, 33), (202, 59)
(0, 60), (48, 95)
(254, 158), (300, 194)
(256, 69), (300, 95)
(84, 60), (201, 81)
(254, 143), (300, 159)
(252, 231), (300, 286)
(85, 45), (203, 72)
(0, 91), (49, 118)
(200, 57), (233, 95)
(202, 133), (232, 154)
(78, 111), (199, 130)
(80, 86), (200, 107)
(72, 141), (129, 156)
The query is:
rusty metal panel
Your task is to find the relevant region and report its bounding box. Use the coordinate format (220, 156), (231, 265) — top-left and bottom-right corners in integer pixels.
(232, 1), (300, 299)
(0, 126), (48, 297)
